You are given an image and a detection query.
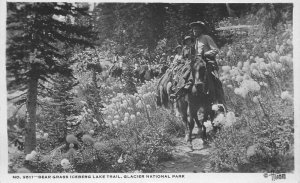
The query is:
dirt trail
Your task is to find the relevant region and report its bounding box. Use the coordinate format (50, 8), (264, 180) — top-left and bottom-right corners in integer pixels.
(156, 127), (212, 173)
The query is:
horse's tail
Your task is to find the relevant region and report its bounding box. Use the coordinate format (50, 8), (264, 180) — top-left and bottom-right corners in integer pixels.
(156, 73), (166, 107)
(156, 85), (170, 108)
(156, 69), (174, 108)
(156, 85), (162, 107)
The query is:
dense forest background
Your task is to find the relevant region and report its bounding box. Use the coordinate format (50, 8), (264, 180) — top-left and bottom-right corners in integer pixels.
(6, 3), (294, 173)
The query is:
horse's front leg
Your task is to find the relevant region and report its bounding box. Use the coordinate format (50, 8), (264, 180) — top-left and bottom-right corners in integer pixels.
(182, 111), (189, 143)
(187, 104), (196, 147)
(193, 108), (203, 138)
(201, 107), (211, 145)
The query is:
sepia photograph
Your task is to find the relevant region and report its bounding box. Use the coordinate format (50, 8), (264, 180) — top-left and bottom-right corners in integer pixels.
(3, 1), (298, 182)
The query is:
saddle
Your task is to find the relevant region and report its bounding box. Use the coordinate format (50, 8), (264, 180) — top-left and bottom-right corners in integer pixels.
(169, 62), (192, 100)
(170, 57), (224, 102)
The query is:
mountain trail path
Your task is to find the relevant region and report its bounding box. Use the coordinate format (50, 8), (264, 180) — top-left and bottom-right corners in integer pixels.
(155, 127), (213, 173)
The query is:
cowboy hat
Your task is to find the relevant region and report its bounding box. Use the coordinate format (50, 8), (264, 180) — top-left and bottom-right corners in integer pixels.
(175, 45), (182, 50)
(190, 21), (206, 29)
(183, 36), (192, 44)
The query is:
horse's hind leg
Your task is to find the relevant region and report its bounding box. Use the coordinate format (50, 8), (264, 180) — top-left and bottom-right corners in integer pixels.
(186, 104), (198, 150)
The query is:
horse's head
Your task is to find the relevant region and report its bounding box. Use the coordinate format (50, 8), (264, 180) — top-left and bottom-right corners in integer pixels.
(192, 57), (207, 94)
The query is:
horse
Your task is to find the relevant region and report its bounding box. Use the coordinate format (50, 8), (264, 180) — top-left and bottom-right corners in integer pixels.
(157, 57), (225, 147)
(134, 64), (165, 84)
(134, 65), (154, 83)
(144, 66), (155, 81)
(109, 62), (124, 81)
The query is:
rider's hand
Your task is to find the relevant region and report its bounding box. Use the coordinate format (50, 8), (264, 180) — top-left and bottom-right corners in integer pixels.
(204, 50), (217, 60)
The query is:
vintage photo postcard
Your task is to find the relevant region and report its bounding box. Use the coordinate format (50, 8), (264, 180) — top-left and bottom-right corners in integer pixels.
(1, 1), (299, 183)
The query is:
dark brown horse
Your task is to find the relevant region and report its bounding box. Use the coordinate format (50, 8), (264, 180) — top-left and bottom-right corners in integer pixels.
(177, 58), (213, 144)
(157, 57), (224, 147)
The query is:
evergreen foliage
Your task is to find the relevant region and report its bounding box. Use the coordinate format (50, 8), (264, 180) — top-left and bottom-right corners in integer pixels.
(7, 2), (94, 153)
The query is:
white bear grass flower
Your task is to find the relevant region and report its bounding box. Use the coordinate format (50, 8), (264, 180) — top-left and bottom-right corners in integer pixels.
(136, 100), (143, 108)
(66, 134), (78, 144)
(43, 133), (49, 139)
(224, 112), (237, 128)
(130, 114), (136, 121)
(89, 130), (95, 135)
(213, 113), (226, 126)
(25, 150), (38, 161)
(212, 111), (236, 128)
(61, 158), (71, 169)
(281, 91), (293, 102)
(212, 104), (219, 111)
(82, 134), (94, 145)
(204, 120), (213, 132)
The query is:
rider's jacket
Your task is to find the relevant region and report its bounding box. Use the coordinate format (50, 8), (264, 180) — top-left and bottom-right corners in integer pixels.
(195, 34), (219, 59)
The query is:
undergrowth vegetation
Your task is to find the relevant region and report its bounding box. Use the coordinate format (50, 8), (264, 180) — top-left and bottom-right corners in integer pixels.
(9, 78), (184, 173)
(209, 14), (293, 173)
(8, 4), (293, 174)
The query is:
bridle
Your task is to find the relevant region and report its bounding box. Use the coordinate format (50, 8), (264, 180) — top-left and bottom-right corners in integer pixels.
(193, 56), (208, 90)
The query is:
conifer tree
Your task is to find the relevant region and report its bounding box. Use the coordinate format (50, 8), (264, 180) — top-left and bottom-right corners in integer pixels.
(7, 2), (94, 154)
(50, 75), (80, 143)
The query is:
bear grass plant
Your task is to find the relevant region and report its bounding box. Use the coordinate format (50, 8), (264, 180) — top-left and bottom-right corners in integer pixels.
(209, 15), (294, 173)
(10, 78), (180, 173)
(63, 106), (177, 173)
(210, 101), (294, 173)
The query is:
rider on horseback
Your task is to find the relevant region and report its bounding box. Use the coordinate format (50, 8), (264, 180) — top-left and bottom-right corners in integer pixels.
(170, 21), (224, 104)
(172, 45), (183, 67)
(169, 36), (194, 97)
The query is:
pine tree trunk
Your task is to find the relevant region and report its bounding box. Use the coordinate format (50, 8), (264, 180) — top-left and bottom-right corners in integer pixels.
(92, 69), (98, 88)
(91, 69), (103, 125)
(24, 74), (38, 154)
